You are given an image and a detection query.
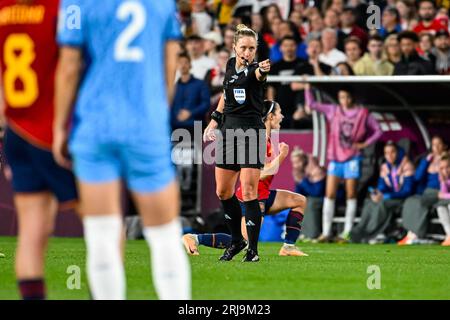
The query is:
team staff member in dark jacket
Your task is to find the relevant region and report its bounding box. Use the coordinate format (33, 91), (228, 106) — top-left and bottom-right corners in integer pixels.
(203, 24), (271, 262)
(171, 53), (210, 131)
(394, 31), (435, 75)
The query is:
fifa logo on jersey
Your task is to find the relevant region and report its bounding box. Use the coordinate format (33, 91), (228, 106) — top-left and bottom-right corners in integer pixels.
(233, 89), (246, 104)
(58, 5), (81, 32)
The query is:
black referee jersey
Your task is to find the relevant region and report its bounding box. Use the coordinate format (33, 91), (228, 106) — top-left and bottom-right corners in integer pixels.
(222, 57), (266, 118)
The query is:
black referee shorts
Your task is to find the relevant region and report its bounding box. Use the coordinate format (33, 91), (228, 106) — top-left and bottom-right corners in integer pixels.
(215, 115), (266, 171)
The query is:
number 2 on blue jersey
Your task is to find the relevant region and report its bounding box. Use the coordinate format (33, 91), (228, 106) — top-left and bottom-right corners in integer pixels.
(114, 1), (146, 62)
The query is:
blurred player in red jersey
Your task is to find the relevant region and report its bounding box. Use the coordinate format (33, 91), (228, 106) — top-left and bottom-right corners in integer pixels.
(183, 101), (308, 257)
(0, 0), (77, 299)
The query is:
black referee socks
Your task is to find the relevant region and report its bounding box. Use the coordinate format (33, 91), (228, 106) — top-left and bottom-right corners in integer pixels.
(221, 195), (243, 243)
(244, 199), (262, 252)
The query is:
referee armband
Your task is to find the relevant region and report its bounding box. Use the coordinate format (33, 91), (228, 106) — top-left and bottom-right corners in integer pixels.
(211, 110), (223, 125)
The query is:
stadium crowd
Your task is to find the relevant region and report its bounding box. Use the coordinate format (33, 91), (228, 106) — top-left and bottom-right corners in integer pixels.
(172, 0), (450, 129)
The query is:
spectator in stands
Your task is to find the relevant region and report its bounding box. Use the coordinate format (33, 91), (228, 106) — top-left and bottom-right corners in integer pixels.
(289, 7), (307, 39)
(418, 32), (437, 65)
(205, 48), (230, 108)
(436, 152), (450, 246)
(378, 6), (402, 39)
(222, 26), (236, 56)
(323, 0), (345, 15)
(319, 28), (348, 67)
(323, 9), (339, 30)
(354, 35), (395, 75)
(431, 29), (450, 74)
(267, 17), (283, 48)
(292, 0), (307, 19)
(290, 147), (326, 240)
(396, 0), (418, 31)
(393, 31), (435, 75)
(413, 0), (448, 35)
(249, 14), (271, 61)
(436, 6), (450, 25)
(185, 35), (216, 80)
(340, 6), (368, 49)
(261, 3), (283, 48)
(384, 34), (402, 64)
(304, 83), (382, 243)
(297, 38), (333, 77)
(347, 0), (369, 31)
(263, 3), (283, 26)
(305, 13), (325, 43)
(324, 8), (346, 50)
(229, 6), (252, 30)
(351, 141), (415, 244)
(178, 0), (195, 37)
(251, 12), (263, 33)
(344, 36), (363, 70)
(399, 136), (447, 245)
(268, 36), (304, 128)
(211, 0), (238, 30)
(191, 0), (213, 37)
(171, 53), (210, 131)
(270, 20), (306, 63)
(333, 61), (355, 75)
(290, 38), (332, 129)
(203, 31), (223, 60)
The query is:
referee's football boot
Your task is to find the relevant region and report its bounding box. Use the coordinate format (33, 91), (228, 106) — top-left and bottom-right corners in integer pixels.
(242, 248), (259, 262)
(219, 238), (247, 261)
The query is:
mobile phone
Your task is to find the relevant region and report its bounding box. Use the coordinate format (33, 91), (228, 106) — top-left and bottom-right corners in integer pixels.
(368, 187), (376, 194)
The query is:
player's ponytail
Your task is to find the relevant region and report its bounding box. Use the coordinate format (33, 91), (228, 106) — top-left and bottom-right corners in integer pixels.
(262, 100), (278, 121)
(234, 24), (258, 44)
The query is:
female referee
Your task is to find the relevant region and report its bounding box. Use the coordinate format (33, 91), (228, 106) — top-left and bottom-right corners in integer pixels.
(203, 24), (271, 262)
(187, 101), (308, 257)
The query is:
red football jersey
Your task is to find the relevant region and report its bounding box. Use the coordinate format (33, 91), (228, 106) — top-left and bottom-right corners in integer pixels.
(0, 0), (59, 149)
(236, 137), (274, 201)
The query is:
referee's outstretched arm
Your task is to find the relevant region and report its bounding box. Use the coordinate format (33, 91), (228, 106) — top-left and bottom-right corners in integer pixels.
(256, 59), (271, 81)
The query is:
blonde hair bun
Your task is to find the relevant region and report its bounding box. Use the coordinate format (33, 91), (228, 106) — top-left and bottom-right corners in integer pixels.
(236, 24), (250, 31)
(234, 24), (258, 43)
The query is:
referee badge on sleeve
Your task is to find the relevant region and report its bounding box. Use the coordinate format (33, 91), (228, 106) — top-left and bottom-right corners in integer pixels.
(233, 89), (246, 104)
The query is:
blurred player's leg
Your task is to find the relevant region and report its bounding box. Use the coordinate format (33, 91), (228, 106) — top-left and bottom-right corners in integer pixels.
(321, 175), (340, 241)
(341, 179), (358, 241)
(134, 180), (191, 300)
(79, 181), (125, 300)
(15, 192), (57, 300)
(5, 125), (77, 300)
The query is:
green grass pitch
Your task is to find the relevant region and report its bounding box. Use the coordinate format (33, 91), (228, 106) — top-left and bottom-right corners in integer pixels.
(0, 236), (449, 300)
